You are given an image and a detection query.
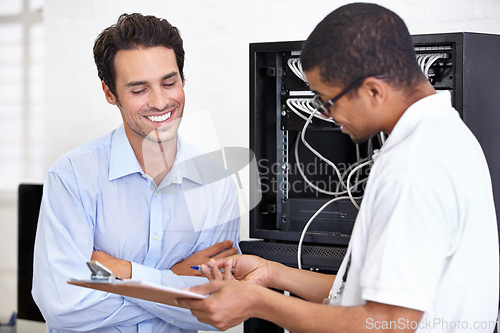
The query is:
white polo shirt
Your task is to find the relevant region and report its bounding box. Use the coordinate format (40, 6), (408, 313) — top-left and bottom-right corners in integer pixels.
(331, 92), (499, 332)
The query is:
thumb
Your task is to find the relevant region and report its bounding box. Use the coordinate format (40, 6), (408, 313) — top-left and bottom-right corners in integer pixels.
(185, 280), (224, 295)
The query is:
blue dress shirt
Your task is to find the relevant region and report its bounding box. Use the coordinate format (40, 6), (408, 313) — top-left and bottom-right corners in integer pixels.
(32, 125), (241, 332)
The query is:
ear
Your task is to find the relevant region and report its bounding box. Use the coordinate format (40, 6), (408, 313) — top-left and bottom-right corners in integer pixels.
(361, 76), (387, 106)
(102, 81), (118, 105)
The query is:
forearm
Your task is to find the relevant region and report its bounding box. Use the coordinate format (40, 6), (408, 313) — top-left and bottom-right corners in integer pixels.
(130, 262), (217, 330)
(254, 289), (364, 333)
(33, 263), (154, 330)
(34, 197), (152, 328)
(134, 298), (216, 331)
(268, 261), (336, 303)
(253, 288), (422, 333)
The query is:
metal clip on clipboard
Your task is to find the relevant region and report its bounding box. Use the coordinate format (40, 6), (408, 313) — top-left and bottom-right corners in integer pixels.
(87, 261), (120, 281)
(69, 262), (207, 308)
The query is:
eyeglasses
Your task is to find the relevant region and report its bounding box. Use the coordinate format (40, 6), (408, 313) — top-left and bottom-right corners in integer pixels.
(310, 75), (387, 118)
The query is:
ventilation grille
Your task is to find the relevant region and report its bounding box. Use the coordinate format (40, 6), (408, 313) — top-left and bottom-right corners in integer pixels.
(240, 240), (347, 272)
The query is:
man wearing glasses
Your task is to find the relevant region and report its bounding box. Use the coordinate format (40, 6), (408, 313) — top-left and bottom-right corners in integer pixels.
(181, 3), (499, 332)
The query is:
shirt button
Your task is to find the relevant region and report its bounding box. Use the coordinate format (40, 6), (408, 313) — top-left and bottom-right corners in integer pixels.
(153, 234), (159, 241)
(155, 192), (158, 196)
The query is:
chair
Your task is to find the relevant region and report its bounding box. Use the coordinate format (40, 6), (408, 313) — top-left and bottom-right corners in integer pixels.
(17, 183), (44, 322)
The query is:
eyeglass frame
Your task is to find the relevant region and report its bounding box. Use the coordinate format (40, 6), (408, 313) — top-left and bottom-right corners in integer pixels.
(310, 74), (388, 118)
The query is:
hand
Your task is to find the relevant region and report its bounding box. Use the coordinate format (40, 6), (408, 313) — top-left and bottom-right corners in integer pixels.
(179, 280), (259, 331)
(91, 251), (132, 279)
(170, 240), (238, 276)
(208, 254), (273, 287)
(199, 258), (236, 281)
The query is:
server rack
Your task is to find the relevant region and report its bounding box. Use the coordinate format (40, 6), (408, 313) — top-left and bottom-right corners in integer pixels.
(242, 31), (500, 291)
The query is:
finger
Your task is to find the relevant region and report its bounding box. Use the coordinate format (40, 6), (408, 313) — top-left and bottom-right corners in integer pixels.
(212, 246), (238, 260)
(176, 298), (198, 310)
(209, 253), (240, 271)
(186, 280), (223, 295)
(200, 264), (214, 281)
(192, 240), (234, 259)
(206, 240), (234, 256)
(224, 259), (233, 280)
(209, 258), (224, 280)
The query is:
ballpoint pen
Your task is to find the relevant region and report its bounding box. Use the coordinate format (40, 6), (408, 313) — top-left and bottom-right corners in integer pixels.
(190, 265), (233, 274)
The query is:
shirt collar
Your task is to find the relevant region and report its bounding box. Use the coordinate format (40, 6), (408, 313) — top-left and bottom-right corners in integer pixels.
(109, 124), (143, 181)
(376, 91), (453, 157)
(109, 125), (206, 186)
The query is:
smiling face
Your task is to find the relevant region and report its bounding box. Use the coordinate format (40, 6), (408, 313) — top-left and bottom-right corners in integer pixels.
(103, 46), (185, 150)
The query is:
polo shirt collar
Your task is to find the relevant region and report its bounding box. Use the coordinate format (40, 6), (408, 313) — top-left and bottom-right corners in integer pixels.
(376, 91), (452, 157)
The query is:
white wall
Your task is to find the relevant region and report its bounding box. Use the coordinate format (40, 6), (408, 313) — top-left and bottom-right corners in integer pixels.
(1, 0), (500, 331)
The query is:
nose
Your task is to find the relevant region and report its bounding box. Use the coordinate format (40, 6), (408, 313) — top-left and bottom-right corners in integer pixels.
(148, 87), (168, 111)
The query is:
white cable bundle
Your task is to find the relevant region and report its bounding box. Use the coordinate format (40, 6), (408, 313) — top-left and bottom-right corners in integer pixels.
(284, 60), (384, 270)
(295, 111), (376, 269)
(287, 57), (307, 82)
(416, 53), (443, 79)
(286, 98), (336, 123)
(295, 111), (371, 195)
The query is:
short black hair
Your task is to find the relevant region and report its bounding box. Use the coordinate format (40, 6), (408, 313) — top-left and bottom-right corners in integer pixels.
(93, 13), (185, 96)
(300, 3), (426, 91)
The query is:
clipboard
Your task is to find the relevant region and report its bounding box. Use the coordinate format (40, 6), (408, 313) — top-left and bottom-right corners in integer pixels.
(67, 261), (208, 308)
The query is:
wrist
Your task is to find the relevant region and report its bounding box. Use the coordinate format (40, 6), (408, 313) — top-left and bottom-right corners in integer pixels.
(119, 260), (132, 279)
(245, 284), (267, 318)
(266, 260), (287, 290)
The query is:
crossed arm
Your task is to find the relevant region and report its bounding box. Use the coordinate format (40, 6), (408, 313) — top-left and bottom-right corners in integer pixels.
(179, 255), (423, 332)
(91, 240), (238, 279)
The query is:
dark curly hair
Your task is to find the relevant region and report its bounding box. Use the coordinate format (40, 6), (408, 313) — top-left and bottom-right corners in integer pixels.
(93, 13), (185, 96)
(300, 3), (426, 93)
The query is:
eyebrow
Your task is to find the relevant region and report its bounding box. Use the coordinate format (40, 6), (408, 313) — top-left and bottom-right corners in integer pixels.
(125, 72), (179, 87)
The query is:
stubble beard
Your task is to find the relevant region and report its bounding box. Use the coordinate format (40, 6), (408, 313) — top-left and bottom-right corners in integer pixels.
(118, 99), (184, 144)
(144, 117), (183, 144)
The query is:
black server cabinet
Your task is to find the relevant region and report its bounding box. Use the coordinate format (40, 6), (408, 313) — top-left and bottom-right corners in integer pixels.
(412, 33), (500, 230)
(242, 31), (500, 274)
(241, 33), (500, 332)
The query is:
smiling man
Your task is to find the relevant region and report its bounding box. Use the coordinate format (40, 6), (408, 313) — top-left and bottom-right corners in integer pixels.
(32, 13), (241, 333)
(103, 45), (186, 186)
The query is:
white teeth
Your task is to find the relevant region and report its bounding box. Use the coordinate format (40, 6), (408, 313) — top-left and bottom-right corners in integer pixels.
(147, 112), (171, 122)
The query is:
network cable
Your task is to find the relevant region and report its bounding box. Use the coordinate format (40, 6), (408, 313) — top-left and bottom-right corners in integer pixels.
(286, 98), (336, 124)
(294, 134), (370, 196)
(297, 159), (373, 269)
(286, 56), (380, 270)
(294, 111), (374, 269)
(294, 111), (371, 195)
(287, 57), (307, 82)
(297, 196), (350, 270)
(416, 53), (445, 79)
